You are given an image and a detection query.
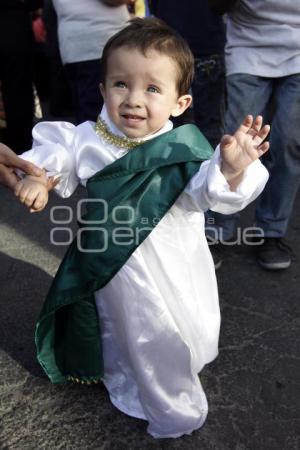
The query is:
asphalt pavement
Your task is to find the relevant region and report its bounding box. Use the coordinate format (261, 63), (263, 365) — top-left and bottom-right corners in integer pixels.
(0, 182), (299, 450)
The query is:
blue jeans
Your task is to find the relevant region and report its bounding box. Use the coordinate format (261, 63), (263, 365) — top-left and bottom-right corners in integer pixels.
(209, 73), (300, 240)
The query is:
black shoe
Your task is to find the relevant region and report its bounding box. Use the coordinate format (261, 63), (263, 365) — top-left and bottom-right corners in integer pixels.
(255, 237), (292, 270)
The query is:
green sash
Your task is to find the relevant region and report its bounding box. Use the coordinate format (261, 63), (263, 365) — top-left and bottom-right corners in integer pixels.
(35, 124), (213, 384)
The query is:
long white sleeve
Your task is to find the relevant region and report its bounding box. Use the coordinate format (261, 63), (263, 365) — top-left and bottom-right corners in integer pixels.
(19, 121), (79, 198)
(185, 145), (269, 213)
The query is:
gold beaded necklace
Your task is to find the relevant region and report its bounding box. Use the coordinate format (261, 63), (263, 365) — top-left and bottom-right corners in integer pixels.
(95, 116), (144, 150)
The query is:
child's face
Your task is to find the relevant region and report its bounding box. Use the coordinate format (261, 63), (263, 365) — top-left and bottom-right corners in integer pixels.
(100, 47), (191, 139)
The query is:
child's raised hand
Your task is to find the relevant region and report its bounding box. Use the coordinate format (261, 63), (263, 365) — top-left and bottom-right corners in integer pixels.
(14, 171), (49, 213)
(220, 115), (270, 189)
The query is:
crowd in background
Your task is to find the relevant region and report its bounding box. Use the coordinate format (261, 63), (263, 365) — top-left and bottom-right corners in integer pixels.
(0, 0), (299, 270)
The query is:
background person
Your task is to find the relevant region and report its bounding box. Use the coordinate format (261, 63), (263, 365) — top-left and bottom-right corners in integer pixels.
(151, 0), (226, 148)
(52, 0), (131, 124)
(0, 0), (43, 153)
(209, 0), (300, 270)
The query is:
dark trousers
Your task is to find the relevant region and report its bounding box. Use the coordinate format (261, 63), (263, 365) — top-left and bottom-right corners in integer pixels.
(66, 59), (103, 124)
(172, 54), (225, 149)
(192, 54), (225, 148)
(0, 50), (34, 153)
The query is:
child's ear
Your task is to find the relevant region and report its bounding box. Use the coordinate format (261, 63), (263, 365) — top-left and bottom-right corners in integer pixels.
(99, 83), (105, 99)
(171, 95), (192, 117)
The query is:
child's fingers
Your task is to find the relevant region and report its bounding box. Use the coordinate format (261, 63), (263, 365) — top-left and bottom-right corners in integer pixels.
(220, 134), (235, 150)
(20, 186), (40, 208)
(24, 190), (37, 208)
(236, 115), (253, 134)
(47, 175), (60, 190)
(31, 191), (47, 212)
(30, 205), (44, 213)
(17, 186), (30, 204)
(245, 116), (264, 139)
(253, 124), (271, 146)
(236, 115), (266, 137)
(256, 141), (270, 157)
(14, 181), (24, 197)
(252, 115), (263, 132)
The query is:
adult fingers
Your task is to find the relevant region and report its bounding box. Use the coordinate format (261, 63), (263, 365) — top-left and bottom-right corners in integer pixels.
(0, 164), (20, 190)
(0, 144), (42, 177)
(14, 158), (43, 177)
(0, 143), (15, 164)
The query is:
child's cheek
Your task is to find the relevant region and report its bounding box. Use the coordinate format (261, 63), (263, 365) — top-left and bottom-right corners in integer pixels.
(148, 97), (165, 115)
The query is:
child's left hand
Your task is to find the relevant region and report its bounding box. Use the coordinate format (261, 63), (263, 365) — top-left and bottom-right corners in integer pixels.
(220, 115), (270, 190)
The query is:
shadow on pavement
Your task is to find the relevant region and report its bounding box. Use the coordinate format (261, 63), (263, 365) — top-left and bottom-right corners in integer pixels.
(0, 251), (51, 378)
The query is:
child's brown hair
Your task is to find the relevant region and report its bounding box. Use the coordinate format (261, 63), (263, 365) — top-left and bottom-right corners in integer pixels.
(101, 17), (194, 96)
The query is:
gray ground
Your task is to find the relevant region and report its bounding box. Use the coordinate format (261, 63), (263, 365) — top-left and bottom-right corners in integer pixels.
(0, 184), (299, 450)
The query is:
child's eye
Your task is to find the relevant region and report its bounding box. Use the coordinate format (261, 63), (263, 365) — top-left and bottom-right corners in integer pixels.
(147, 85), (160, 93)
(114, 81), (127, 88)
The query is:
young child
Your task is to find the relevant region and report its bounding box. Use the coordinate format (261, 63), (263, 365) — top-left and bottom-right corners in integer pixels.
(13, 18), (269, 438)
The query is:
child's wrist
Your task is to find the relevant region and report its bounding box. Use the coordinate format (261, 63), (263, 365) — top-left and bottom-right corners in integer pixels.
(221, 162), (243, 181)
(221, 162), (244, 191)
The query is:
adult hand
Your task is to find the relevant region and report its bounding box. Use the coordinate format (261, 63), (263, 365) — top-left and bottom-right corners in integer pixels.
(0, 143), (43, 190)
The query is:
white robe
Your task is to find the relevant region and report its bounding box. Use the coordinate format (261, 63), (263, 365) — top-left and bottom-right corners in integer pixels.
(20, 108), (268, 438)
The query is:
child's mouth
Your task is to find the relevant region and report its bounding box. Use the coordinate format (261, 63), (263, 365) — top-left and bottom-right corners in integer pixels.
(121, 114), (145, 123)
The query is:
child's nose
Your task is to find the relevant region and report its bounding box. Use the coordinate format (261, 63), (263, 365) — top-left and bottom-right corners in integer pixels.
(125, 90), (143, 107)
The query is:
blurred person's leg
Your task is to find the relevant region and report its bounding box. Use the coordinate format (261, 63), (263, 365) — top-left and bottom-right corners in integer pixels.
(207, 74), (273, 242)
(1, 51), (34, 153)
(43, 0), (73, 118)
(254, 74), (300, 269)
(49, 54), (73, 118)
(33, 42), (51, 114)
(255, 74), (300, 236)
(192, 54), (225, 149)
(66, 59), (103, 124)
